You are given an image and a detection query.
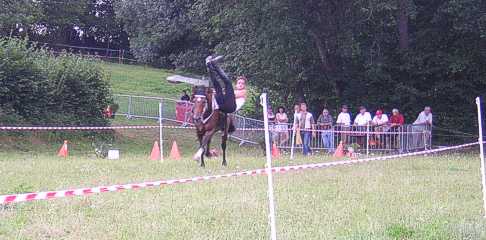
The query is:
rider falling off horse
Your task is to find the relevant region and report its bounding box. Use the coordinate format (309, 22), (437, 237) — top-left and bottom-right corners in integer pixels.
(205, 55), (247, 114)
(191, 55), (247, 163)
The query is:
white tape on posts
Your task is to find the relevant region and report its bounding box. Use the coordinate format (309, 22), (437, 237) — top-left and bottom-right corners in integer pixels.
(260, 93), (278, 240)
(159, 102), (164, 162)
(475, 97), (486, 218)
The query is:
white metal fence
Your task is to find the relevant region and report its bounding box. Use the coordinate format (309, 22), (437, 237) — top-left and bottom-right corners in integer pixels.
(113, 94), (432, 153)
(271, 124), (432, 154)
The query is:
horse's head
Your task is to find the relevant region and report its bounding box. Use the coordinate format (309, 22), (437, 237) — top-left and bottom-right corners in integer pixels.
(192, 87), (211, 124)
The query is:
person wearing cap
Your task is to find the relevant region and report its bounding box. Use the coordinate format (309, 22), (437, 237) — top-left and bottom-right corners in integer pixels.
(372, 110), (389, 126)
(336, 105), (351, 144)
(317, 108), (334, 153)
(372, 110), (389, 149)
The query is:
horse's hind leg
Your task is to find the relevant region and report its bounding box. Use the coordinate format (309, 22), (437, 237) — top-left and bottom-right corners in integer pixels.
(221, 134), (227, 166)
(221, 117), (229, 167)
(200, 151), (205, 167)
(205, 139), (212, 158)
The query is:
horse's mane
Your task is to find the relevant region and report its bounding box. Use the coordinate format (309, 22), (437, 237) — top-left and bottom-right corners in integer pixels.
(203, 87), (214, 119)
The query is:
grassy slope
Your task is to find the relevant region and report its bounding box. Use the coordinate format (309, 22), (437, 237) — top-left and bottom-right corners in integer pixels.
(102, 62), (191, 98)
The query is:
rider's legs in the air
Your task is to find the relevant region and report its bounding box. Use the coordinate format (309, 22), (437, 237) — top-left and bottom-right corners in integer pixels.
(206, 56), (236, 113)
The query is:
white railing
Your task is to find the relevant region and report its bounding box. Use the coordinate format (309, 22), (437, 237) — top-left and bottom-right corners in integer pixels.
(113, 94), (432, 153)
(113, 94), (264, 144)
(271, 123), (432, 154)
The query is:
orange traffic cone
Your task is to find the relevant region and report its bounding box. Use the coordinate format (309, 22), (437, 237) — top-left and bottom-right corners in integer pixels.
(333, 141), (345, 158)
(57, 140), (68, 158)
(271, 143), (280, 158)
(169, 141), (181, 160)
(150, 141), (161, 161)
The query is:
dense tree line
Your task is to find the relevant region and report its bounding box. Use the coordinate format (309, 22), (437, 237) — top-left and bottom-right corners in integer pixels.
(1, 0), (485, 133)
(116, 0), (486, 133)
(1, 0), (128, 50)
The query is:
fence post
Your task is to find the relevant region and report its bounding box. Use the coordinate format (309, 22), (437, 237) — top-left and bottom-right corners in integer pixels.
(366, 124), (370, 156)
(119, 49), (123, 64)
(423, 130), (427, 150)
(159, 101), (164, 162)
(260, 93), (278, 240)
(290, 119), (296, 160)
(475, 97), (486, 218)
(127, 95), (132, 119)
(241, 116), (247, 145)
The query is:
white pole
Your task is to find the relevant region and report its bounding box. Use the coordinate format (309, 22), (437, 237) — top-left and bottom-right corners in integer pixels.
(290, 118), (297, 160)
(260, 93), (278, 240)
(475, 97), (486, 218)
(159, 101), (164, 162)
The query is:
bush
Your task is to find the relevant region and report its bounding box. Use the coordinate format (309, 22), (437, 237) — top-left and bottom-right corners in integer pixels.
(0, 38), (112, 126)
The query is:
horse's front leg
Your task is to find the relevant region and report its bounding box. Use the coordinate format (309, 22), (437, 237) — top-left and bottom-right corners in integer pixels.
(194, 130), (216, 167)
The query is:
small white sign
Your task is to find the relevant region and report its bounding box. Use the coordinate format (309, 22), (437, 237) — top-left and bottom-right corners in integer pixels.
(107, 150), (120, 160)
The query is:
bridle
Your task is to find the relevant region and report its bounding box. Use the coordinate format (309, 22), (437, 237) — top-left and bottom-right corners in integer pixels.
(192, 94), (209, 124)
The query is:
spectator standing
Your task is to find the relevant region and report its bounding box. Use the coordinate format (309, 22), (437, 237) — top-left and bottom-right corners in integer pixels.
(295, 103), (315, 156)
(414, 106), (433, 126)
(336, 105), (351, 126)
(293, 104), (302, 146)
(371, 110), (389, 149)
(354, 106), (372, 126)
(372, 110), (389, 126)
(353, 106), (372, 147)
(390, 108), (405, 127)
(267, 105), (275, 122)
(336, 105), (351, 144)
(275, 106), (289, 145)
(180, 90), (190, 101)
(390, 108), (405, 150)
(317, 108), (334, 153)
(413, 106), (433, 149)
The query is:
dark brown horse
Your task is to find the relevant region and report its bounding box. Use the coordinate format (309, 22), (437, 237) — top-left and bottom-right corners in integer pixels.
(192, 88), (235, 167)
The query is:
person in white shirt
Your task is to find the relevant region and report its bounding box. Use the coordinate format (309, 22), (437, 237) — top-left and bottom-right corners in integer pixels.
(294, 103), (315, 156)
(372, 110), (389, 126)
(370, 110), (389, 148)
(336, 105), (351, 144)
(353, 106), (372, 146)
(354, 106), (372, 126)
(413, 106), (433, 149)
(414, 106), (433, 126)
(336, 105), (351, 126)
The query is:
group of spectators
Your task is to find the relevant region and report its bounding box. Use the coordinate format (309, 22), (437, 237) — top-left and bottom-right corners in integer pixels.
(270, 103), (433, 156)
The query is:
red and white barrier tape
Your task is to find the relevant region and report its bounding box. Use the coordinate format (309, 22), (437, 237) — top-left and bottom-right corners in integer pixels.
(0, 142), (478, 205)
(0, 125), (427, 135)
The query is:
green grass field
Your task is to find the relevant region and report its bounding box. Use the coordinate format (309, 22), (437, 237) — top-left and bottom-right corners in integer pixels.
(1, 63), (486, 239)
(1, 125), (486, 239)
(102, 62), (191, 98)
